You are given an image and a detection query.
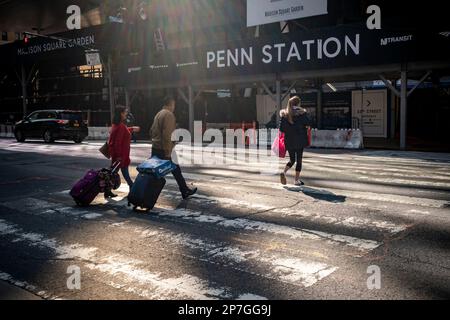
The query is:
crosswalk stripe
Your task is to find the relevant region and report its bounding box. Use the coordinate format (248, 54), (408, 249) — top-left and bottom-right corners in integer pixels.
(160, 189), (409, 235)
(3, 191), (397, 290)
(51, 182), (411, 236)
(106, 221), (339, 288)
(0, 271), (61, 300)
(0, 198), (342, 289)
(302, 163), (450, 182)
(106, 202), (382, 254)
(0, 271), (60, 300)
(0, 219), (266, 300)
(165, 172), (448, 208)
(356, 176), (450, 188)
(2, 196), (383, 254)
(1, 199), (105, 220)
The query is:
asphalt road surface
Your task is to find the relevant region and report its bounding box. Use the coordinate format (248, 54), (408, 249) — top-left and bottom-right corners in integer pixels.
(0, 138), (449, 300)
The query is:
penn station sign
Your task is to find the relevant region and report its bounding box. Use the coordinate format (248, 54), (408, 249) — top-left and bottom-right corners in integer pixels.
(247, 0), (328, 27)
(206, 34), (360, 69)
(122, 25), (449, 86)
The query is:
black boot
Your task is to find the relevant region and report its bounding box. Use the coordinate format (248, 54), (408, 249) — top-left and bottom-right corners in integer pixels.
(182, 187), (198, 200)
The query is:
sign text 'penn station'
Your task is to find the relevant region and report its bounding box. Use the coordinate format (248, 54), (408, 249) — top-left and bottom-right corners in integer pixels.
(207, 34), (360, 68)
(17, 35), (95, 56)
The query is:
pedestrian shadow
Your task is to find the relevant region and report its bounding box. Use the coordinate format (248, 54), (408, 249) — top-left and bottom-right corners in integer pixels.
(283, 186), (347, 203)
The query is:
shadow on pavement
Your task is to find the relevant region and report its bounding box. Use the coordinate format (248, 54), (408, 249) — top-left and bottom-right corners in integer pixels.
(284, 186), (347, 203)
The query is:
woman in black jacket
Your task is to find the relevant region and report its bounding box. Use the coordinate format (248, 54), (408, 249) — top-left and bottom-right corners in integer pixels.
(279, 96), (311, 186)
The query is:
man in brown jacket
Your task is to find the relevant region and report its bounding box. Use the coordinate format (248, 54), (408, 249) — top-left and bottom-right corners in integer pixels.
(151, 96), (197, 199)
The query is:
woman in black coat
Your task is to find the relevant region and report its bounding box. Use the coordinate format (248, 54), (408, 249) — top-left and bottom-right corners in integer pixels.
(279, 96), (311, 186)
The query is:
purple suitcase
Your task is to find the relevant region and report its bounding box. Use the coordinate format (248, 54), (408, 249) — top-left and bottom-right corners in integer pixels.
(70, 170), (101, 206)
(70, 162), (121, 207)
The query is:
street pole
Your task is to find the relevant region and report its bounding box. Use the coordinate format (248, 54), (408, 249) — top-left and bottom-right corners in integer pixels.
(276, 79), (281, 124)
(360, 88), (364, 134)
(317, 80), (323, 129)
(21, 64), (27, 118)
(188, 86), (194, 137)
(400, 65), (408, 150)
(107, 55), (114, 125)
(125, 89), (130, 110)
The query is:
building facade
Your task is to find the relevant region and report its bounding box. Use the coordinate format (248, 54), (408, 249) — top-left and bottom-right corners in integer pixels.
(0, 0), (449, 150)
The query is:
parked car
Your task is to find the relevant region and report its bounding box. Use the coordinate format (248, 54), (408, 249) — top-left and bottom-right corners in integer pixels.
(14, 110), (89, 143)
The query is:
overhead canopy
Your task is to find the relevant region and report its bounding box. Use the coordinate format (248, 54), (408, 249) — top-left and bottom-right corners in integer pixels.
(1, 23), (449, 85)
(120, 24), (450, 88)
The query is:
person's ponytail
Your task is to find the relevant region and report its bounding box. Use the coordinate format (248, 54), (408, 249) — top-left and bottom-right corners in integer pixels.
(285, 99), (292, 124)
(286, 96), (301, 124)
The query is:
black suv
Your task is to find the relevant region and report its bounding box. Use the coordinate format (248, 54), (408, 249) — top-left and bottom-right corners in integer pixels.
(14, 110), (89, 143)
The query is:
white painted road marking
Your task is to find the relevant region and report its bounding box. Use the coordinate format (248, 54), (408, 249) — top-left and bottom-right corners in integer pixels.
(0, 271), (60, 300)
(0, 219), (264, 300)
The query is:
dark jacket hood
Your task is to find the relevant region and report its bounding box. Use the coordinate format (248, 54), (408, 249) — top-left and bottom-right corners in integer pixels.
(280, 108), (307, 119)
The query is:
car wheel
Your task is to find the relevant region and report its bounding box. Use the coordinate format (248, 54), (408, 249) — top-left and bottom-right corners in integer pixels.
(43, 130), (55, 143)
(73, 137), (84, 144)
(15, 130), (25, 142)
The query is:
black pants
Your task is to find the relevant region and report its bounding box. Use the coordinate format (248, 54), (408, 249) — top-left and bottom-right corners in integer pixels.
(287, 148), (304, 172)
(152, 148), (189, 194)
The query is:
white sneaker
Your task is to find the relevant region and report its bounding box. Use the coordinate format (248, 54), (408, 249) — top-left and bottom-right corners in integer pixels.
(294, 180), (305, 186)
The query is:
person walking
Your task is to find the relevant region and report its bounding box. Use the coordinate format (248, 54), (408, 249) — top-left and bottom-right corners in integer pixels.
(107, 106), (134, 198)
(279, 96), (311, 186)
(150, 96), (197, 199)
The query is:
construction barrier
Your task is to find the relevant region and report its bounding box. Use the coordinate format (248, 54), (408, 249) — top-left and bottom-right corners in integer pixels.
(204, 125), (363, 149)
(310, 129), (364, 149)
(0, 124), (14, 138)
(229, 122), (258, 146)
(2, 124), (364, 149)
(87, 127), (110, 141)
(206, 122), (258, 146)
(1, 125), (110, 140)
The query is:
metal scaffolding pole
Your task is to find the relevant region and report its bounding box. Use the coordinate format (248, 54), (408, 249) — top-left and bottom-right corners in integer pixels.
(177, 86), (196, 137)
(188, 86), (194, 136)
(317, 82), (323, 130)
(276, 79), (282, 124)
(400, 65), (408, 150)
(107, 55), (114, 125)
(380, 69), (431, 150)
(125, 89), (130, 109)
(21, 64), (27, 118)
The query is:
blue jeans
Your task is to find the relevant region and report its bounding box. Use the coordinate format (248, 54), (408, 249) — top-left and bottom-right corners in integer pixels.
(121, 166), (134, 188)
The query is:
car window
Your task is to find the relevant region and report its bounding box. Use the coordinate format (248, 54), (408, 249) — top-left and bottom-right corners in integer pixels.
(28, 112), (39, 121)
(59, 113), (83, 121)
(37, 112), (56, 120)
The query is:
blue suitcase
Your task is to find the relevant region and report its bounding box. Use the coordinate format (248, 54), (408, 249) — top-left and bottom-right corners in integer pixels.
(128, 172), (166, 212)
(137, 157), (177, 179)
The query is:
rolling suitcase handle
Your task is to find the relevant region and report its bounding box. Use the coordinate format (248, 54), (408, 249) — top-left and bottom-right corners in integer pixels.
(111, 161), (121, 173)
